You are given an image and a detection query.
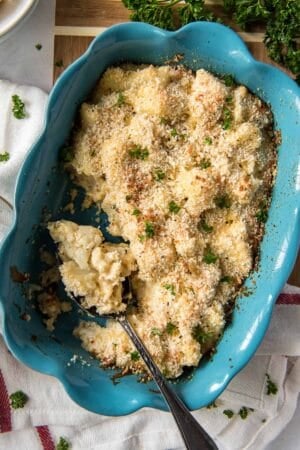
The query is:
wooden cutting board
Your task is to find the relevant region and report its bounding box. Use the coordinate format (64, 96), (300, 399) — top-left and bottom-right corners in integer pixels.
(54, 0), (300, 286)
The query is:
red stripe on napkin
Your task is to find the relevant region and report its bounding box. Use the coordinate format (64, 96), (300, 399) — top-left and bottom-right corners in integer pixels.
(0, 370), (11, 433)
(277, 293), (300, 305)
(0, 369), (12, 433)
(36, 425), (55, 450)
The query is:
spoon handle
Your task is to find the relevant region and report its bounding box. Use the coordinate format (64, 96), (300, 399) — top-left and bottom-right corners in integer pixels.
(119, 317), (218, 450)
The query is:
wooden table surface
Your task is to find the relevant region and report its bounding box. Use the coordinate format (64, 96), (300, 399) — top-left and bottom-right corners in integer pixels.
(54, 0), (300, 286)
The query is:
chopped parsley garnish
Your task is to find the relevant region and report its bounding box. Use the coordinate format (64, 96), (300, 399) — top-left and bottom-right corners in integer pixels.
(239, 406), (253, 420)
(168, 200), (181, 214)
(56, 437), (70, 450)
(160, 117), (169, 125)
(116, 92), (126, 106)
(198, 220), (213, 233)
(12, 95), (26, 119)
(266, 373), (278, 395)
(166, 322), (177, 335)
(125, 194), (132, 202)
(0, 152), (10, 162)
(154, 169), (165, 182)
(206, 401), (217, 409)
(151, 327), (162, 336)
(223, 409), (234, 419)
(214, 193), (231, 209)
(132, 208), (141, 216)
(222, 107), (232, 130)
(144, 221), (155, 238)
(55, 59), (64, 68)
(256, 208), (268, 223)
(60, 146), (74, 162)
(170, 128), (185, 139)
(203, 249), (218, 264)
(164, 284), (176, 296)
(131, 351), (140, 361)
(192, 325), (213, 344)
(204, 136), (212, 145)
(220, 275), (232, 283)
(223, 74), (235, 87)
(35, 43), (42, 50)
(9, 390), (28, 409)
(129, 145), (149, 160)
(199, 158), (211, 169)
(226, 95), (233, 104)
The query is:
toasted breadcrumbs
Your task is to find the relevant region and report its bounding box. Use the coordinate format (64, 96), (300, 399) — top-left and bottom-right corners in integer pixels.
(50, 65), (277, 378)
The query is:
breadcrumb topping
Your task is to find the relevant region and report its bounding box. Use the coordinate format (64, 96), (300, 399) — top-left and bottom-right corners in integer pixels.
(51, 64), (277, 378)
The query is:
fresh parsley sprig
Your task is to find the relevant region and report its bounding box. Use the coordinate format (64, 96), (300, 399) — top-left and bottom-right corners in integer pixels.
(12, 95), (26, 119)
(123, 0), (300, 83)
(224, 0), (300, 82)
(123, 0), (214, 30)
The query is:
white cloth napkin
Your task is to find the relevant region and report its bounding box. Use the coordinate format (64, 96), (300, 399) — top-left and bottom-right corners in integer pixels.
(0, 80), (299, 450)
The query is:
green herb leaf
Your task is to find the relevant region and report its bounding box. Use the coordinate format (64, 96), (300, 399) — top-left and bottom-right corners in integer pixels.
(170, 127), (185, 139)
(151, 327), (162, 337)
(204, 136), (212, 145)
(169, 200), (181, 214)
(192, 325), (213, 344)
(179, 0), (214, 26)
(55, 59), (64, 68)
(132, 208), (141, 216)
(131, 350), (140, 361)
(116, 92), (126, 106)
(123, 0), (175, 30)
(203, 249), (218, 264)
(256, 208), (268, 223)
(163, 284), (176, 296)
(60, 146), (74, 162)
(56, 436), (70, 450)
(222, 107), (232, 130)
(223, 409), (234, 419)
(35, 43), (42, 50)
(129, 145), (149, 160)
(160, 117), (169, 125)
(199, 158), (211, 169)
(9, 390), (28, 409)
(266, 373), (278, 395)
(239, 406), (252, 420)
(166, 322), (178, 335)
(0, 151), (10, 162)
(220, 275), (232, 283)
(214, 193), (231, 209)
(154, 169), (166, 182)
(206, 401), (217, 409)
(12, 95), (26, 119)
(222, 74), (235, 87)
(144, 221), (155, 238)
(198, 219), (213, 233)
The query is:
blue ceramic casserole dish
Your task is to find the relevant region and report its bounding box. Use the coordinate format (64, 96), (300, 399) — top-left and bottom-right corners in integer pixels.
(0, 22), (299, 415)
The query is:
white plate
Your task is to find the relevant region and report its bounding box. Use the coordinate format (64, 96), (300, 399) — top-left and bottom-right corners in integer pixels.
(0, 0), (39, 42)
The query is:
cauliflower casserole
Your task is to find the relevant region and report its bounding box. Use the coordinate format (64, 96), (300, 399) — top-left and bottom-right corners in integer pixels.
(48, 64), (277, 379)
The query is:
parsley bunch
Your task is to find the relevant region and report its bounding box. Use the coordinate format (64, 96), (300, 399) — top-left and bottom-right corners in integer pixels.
(224, 0), (300, 83)
(122, 1), (214, 30)
(123, 0), (300, 83)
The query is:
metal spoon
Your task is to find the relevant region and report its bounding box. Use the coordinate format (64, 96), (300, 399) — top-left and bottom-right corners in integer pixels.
(70, 295), (218, 450)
